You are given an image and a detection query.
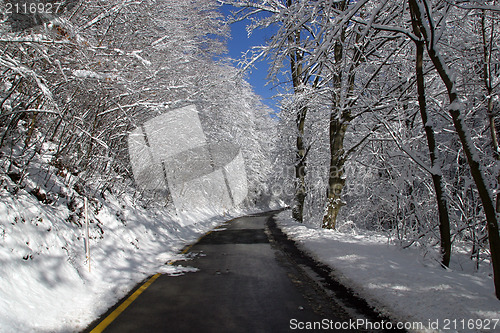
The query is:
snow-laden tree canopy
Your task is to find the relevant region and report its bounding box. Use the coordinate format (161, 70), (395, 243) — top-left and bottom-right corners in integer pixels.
(0, 0), (278, 207)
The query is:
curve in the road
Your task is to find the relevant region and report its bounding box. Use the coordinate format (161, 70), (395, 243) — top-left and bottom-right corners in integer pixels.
(85, 211), (404, 333)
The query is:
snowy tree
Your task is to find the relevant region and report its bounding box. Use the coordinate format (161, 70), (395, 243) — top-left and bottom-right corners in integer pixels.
(222, 0), (323, 222)
(225, 0), (500, 298)
(224, 0), (410, 229)
(0, 0), (277, 205)
(406, 0), (452, 267)
(406, 0), (500, 299)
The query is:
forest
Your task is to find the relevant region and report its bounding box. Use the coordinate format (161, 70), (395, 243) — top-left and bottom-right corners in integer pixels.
(0, 0), (499, 317)
(223, 0), (500, 300)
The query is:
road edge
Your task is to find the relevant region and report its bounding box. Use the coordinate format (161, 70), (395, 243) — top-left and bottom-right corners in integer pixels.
(266, 213), (407, 333)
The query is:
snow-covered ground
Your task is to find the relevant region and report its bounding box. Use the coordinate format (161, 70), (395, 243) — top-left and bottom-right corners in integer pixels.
(0, 117), (283, 332)
(0, 178), (264, 333)
(1, 144), (497, 333)
(276, 211), (500, 333)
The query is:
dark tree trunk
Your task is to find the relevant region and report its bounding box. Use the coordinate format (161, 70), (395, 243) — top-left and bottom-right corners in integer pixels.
(409, 0), (500, 299)
(288, 0), (307, 223)
(322, 113), (349, 229)
(410, 8), (451, 268)
(480, 10), (500, 214)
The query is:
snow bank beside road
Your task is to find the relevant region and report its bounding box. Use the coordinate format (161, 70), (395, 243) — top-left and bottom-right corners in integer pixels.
(0, 185), (242, 333)
(276, 211), (500, 333)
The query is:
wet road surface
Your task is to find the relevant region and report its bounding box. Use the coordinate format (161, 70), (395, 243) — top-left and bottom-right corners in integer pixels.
(86, 211), (398, 332)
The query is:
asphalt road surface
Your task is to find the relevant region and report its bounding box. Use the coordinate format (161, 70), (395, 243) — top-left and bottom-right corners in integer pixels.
(87, 211), (397, 332)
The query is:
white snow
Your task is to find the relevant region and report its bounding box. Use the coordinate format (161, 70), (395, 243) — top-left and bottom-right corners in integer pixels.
(276, 211), (500, 333)
(72, 70), (114, 82)
(2, 133), (497, 333)
(72, 69), (104, 80)
(0, 173), (253, 332)
(129, 50), (152, 67)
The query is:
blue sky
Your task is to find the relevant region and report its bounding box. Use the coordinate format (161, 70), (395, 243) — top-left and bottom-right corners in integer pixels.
(219, 5), (280, 112)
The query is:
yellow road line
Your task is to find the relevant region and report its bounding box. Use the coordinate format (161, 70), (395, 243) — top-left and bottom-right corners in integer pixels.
(90, 217), (238, 332)
(179, 230), (213, 255)
(90, 273), (161, 333)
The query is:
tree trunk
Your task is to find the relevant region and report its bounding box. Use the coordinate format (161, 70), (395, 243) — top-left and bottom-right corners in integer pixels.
(409, 0), (500, 299)
(322, 114), (349, 229)
(292, 102), (307, 222)
(322, 10), (351, 229)
(410, 8), (451, 268)
(480, 10), (500, 214)
(24, 111), (39, 151)
(287, 1), (307, 223)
